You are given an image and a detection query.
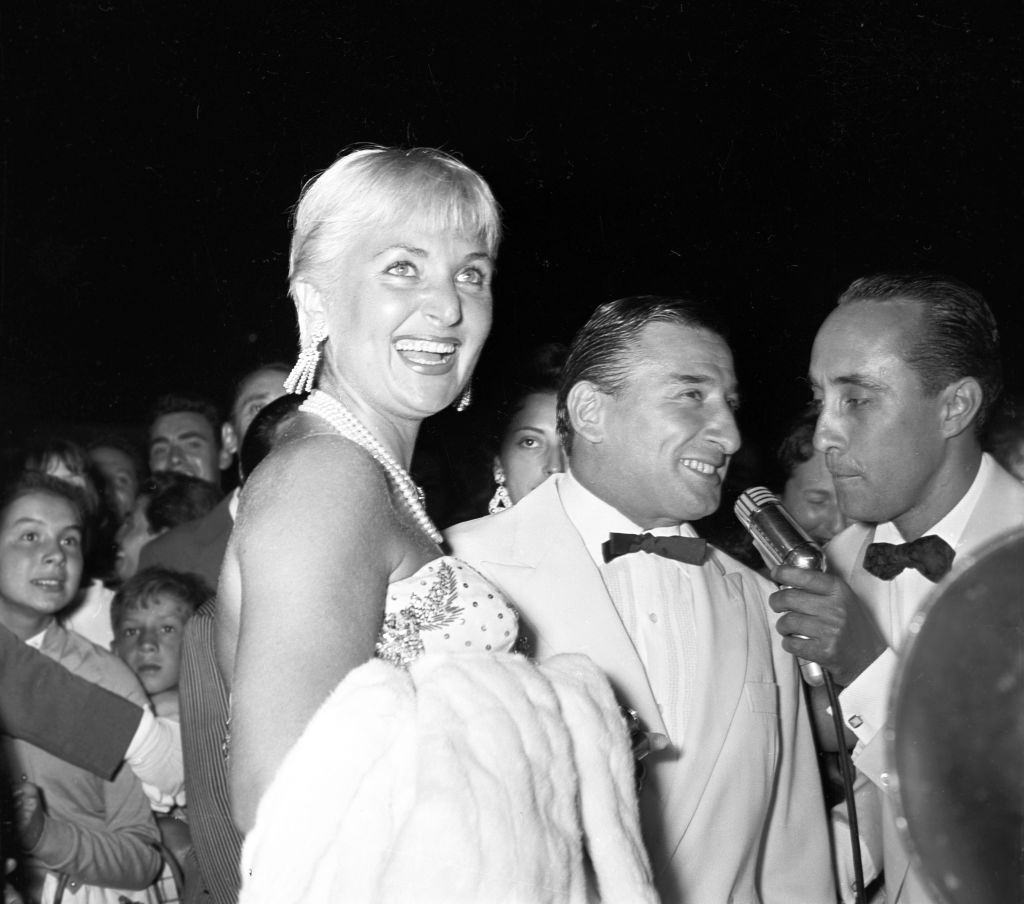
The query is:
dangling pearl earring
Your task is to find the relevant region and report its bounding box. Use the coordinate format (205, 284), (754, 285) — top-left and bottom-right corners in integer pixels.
(488, 463), (513, 515)
(283, 325), (327, 395)
(455, 383), (473, 412)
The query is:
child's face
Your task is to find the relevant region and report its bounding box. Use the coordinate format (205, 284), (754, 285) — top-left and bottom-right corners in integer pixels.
(0, 492), (83, 637)
(113, 593), (190, 696)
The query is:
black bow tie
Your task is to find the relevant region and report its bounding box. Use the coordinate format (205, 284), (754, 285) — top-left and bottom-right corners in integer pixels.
(602, 532), (708, 566)
(863, 535), (955, 583)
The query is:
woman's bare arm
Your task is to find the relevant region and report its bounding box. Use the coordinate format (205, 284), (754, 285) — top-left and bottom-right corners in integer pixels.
(222, 433), (403, 832)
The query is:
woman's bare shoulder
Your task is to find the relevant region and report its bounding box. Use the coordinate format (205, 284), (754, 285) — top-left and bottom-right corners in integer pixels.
(238, 425), (392, 530)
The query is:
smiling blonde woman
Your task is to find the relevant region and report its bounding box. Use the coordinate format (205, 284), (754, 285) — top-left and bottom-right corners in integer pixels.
(216, 147), (654, 904)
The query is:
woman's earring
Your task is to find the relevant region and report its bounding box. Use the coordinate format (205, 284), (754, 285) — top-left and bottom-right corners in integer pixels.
(283, 325), (328, 395)
(455, 383), (473, 412)
(488, 463), (513, 515)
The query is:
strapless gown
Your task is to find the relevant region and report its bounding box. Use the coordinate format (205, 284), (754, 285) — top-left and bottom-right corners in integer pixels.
(240, 557), (656, 904)
(375, 556), (519, 666)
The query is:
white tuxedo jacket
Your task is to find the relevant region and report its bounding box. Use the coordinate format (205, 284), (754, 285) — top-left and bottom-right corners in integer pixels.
(826, 455), (1024, 903)
(446, 475), (834, 904)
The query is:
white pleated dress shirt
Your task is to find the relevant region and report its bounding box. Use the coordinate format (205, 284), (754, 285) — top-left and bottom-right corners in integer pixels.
(559, 470), (703, 748)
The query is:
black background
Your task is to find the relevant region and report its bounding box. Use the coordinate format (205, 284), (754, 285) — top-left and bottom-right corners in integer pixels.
(3, 1), (1022, 458)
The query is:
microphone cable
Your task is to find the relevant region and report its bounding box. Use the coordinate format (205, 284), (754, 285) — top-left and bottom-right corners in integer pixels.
(733, 487), (866, 904)
(822, 669), (867, 904)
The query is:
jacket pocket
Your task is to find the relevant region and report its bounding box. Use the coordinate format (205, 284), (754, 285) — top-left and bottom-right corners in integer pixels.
(744, 681), (781, 786)
(744, 680), (779, 715)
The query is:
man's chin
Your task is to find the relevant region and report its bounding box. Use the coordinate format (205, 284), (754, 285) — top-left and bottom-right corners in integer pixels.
(834, 492), (886, 527)
(675, 497), (723, 525)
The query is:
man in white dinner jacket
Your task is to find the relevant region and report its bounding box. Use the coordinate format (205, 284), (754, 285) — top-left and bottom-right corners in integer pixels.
(770, 273), (1024, 903)
(447, 295), (834, 904)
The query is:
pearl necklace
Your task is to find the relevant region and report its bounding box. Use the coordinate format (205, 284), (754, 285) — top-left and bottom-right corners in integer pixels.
(300, 389), (443, 544)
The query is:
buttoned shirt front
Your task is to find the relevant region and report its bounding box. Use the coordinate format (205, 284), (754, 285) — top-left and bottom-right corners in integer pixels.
(559, 471), (703, 747)
(838, 455), (989, 745)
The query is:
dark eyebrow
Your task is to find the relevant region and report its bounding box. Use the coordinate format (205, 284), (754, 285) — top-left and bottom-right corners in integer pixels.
(667, 373), (740, 397)
(831, 374), (889, 392)
(10, 517), (83, 532)
(149, 430), (209, 449)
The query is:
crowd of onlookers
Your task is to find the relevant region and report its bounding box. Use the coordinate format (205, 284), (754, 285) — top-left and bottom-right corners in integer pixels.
(0, 364), (298, 903)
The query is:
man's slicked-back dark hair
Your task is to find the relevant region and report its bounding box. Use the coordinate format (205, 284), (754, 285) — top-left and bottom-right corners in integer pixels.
(837, 273), (1002, 429)
(556, 294), (729, 454)
(239, 393), (305, 485)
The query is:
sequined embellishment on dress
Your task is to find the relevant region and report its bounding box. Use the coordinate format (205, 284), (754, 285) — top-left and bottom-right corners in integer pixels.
(376, 560), (465, 667)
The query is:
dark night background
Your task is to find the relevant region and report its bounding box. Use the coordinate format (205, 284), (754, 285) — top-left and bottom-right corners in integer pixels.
(2, 2), (1023, 476)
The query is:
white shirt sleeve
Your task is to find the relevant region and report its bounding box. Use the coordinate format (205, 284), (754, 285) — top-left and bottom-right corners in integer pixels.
(124, 707), (185, 799)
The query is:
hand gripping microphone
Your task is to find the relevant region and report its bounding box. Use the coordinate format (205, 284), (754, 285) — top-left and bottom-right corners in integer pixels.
(734, 487), (825, 687)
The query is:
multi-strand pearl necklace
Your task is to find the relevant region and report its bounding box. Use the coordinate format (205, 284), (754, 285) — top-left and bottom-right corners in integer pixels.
(300, 389), (443, 544)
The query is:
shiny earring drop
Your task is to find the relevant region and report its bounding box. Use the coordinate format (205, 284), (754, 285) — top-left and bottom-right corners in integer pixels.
(455, 383), (473, 412)
(283, 325), (327, 395)
(488, 463), (513, 515)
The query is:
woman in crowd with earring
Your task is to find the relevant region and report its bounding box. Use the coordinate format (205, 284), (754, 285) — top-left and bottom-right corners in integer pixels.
(488, 342), (568, 514)
(216, 146), (654, 904)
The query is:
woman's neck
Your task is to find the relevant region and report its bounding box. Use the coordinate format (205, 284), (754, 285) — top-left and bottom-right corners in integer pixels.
(315, 382), (420, 469)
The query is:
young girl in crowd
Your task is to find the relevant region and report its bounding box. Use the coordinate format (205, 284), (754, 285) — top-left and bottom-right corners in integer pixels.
(22, 439), (121, 649)
(0, 473), (161, 904)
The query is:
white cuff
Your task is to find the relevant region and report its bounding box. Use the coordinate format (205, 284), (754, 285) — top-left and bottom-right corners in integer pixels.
(835, 647), (898, 746)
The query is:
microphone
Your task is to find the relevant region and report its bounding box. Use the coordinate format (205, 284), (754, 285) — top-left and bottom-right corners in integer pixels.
(734, 487), (825, 687)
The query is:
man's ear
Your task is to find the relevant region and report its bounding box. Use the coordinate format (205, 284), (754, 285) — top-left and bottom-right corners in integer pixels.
(566, 381), (608, 445)
(292, 281), (328, 347)
(221, 422), (239, 468)
(939, 377), (984, 438)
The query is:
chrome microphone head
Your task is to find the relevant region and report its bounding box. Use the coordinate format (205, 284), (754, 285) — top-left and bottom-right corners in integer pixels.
(734, 487), (825, 571)
(736, 487), (827, 687)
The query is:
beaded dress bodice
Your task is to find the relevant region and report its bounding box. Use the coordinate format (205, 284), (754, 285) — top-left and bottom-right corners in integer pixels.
(375, 557), (519, 668)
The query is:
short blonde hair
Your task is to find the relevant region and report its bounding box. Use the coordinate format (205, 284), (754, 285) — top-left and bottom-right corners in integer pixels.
(288, 146), (502, 297)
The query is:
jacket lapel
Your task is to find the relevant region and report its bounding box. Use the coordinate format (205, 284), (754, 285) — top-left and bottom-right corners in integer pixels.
(477, 478), (668, 737)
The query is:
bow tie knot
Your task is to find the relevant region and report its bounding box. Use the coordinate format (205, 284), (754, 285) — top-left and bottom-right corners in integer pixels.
(863, 534), (955, 583)
(602, 532), (708, 566)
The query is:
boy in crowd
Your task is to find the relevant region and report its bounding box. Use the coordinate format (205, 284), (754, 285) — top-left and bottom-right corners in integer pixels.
(110, 567), (211, 902)
(111, 567), (210, 721)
